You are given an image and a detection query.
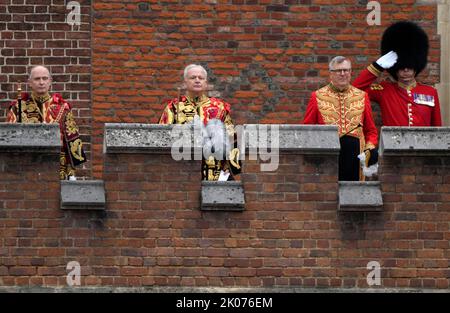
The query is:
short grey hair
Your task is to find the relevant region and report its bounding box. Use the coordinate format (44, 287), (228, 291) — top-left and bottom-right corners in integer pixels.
(329, 56), (351, 71)
(183, 64), (207, 80)
(29, 65), (52, 81)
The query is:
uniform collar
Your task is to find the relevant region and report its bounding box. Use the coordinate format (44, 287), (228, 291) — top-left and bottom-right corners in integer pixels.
(397, 80), (417, 91)
(186, 94), (208, 104)
(329, 83), (349, 93)
(31, 92), (51, 104)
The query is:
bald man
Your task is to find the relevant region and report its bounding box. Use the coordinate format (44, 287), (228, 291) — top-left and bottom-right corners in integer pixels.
(7, 66), (86, 180)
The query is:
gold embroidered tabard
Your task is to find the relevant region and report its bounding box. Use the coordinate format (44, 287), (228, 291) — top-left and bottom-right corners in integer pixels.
(18, 93), (52, 124)
(159, 94), (239, 181)
(315, 84), (365, 140)
(7, 92), (86, 180)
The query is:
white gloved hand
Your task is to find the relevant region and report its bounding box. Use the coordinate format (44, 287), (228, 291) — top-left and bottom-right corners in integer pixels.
(375, 51), (398, 69)
(357, 152), (378, 177)
(69, 175), (77, 181)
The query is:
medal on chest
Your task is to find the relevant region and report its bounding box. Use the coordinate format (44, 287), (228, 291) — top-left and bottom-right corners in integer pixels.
(413, 93), (435, 107)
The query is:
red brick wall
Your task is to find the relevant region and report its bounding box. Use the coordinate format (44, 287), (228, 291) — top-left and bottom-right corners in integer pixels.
(0, 1), (446, 288)
(377, 155), (450, 289)
(0, 0), (92, 177)
(90, 2), (441, 178)
(0, 151), (61, 285)
(1, 148), (448, 288)
(1, 2), (441, 179)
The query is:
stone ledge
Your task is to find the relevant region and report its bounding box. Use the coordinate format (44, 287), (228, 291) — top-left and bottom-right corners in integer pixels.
(0, 123), (60, 153)
(60, 180), (106, 210)
(104, 123), (341, 156)
(380, 126), (450, 156)
(201, 181), (245, 211)
(338, 181), (383, 212)
(104, 123), (201, 154)
(244, 124), (340, 155)
(0, 286), (446, 293)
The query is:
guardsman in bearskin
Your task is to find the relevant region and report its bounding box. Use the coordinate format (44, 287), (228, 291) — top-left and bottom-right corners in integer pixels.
(159, 64), (241, 181)
(303, 56), (378, 181)
(7, 65), (86, 180)
(354, 21), (442, 126)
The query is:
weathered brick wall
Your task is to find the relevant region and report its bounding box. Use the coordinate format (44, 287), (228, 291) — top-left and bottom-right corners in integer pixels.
(1, 1), (441, 179)
(0, 1), (447, 290)
(91, 1), (440, 178)
(0, 0), (92, 177)
(241, 154), (341, 287)
(0, 151), (61, 285)
(376, 155), (450, 289)
(1, 146), (448, 288)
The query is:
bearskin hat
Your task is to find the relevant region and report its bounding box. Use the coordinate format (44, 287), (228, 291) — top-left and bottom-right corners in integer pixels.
(381, 21), (429, 80)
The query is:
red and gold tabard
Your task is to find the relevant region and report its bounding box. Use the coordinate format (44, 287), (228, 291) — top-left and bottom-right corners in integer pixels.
(353, 64), (442, 126)
(303, 84), (378, 181)
(303, 83), (378, 150)
(7, 92), (86, 180)
(159, 94), (240, 181)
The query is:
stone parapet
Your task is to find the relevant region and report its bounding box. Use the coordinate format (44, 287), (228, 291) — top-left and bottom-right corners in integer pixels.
(0, 123), (60, 153)
(380, 127), (450, 156)
(244, 124), (340, 155)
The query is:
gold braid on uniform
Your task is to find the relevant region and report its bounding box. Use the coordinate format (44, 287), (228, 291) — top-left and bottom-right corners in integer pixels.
(60, 152), (68, 180)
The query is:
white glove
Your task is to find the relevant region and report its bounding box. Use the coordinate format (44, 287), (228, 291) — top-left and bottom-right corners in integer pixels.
(69, 175), (77, 181)
(376, 51), (398, 69)
(357, 152), (378, 177)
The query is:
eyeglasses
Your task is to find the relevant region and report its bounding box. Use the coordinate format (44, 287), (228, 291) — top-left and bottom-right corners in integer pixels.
(330, 69), (351, 74)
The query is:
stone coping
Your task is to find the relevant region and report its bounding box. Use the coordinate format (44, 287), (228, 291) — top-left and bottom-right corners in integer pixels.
(104, 123), (340, 155)
(201, 181), (245, 211)
(60, 180), (106, 210)
(338, 181), (383, 212)
(380, 127), (450, 156)
(244, 124), (340, 155)
(0, 123), (60, 153)
(104, 123), (183, 154)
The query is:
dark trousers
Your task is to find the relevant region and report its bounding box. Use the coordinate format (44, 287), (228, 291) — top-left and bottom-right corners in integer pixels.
(339, 135), (360, 181)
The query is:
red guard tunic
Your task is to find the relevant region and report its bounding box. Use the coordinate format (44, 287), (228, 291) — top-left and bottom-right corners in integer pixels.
(7, 92), (86, 180)
(353, 64), (442, 126)
(159, 94), (240, 181)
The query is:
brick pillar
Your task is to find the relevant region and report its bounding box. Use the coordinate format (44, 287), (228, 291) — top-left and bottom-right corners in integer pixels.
(241, 124), (340, 287)
(378, 127), (450, 289)
(102, 123), (202, 286)
(0, 124), (61, 286)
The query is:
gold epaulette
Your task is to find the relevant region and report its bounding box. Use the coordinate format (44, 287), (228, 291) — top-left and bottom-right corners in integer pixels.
(370, 84), (383, 91)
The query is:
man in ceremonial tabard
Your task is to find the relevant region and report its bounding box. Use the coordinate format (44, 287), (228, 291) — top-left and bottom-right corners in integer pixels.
(354, 21), (442, 127)
(7, 65), (86, 180)
(303, 56), (378, 181)
(159, 64), (241, 181)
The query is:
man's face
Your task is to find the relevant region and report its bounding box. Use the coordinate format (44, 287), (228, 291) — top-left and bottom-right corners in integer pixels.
(184, 67), (207, 97)
(396, 68), (416, 85)
(29, 66), (52, 96)
(329, 60), (352, 90)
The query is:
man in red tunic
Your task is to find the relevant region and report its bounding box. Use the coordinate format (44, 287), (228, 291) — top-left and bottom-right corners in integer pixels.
(159, 64), (241, 181)
(303, 56), (378, 181)
(353, 21), (442, 127)
(7, 66), (86, 180)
